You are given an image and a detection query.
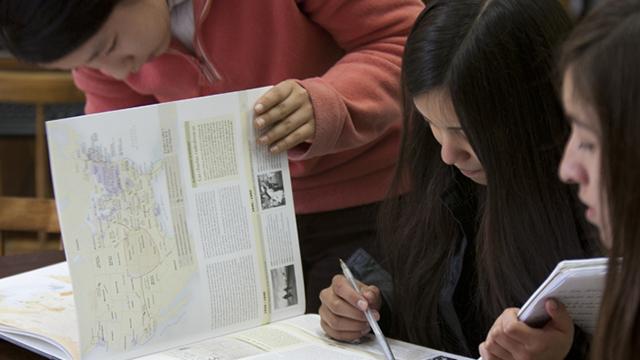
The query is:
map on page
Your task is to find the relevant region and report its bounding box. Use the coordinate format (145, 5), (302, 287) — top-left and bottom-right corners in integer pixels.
(47, 111), (199, 357)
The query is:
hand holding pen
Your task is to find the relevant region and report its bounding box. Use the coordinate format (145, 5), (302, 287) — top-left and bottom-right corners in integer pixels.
(319, 263), (383, 341)
(318, 259), (395, 360)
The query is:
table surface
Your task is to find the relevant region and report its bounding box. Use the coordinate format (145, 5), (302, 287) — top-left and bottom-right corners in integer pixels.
(0, 250), (66, 360)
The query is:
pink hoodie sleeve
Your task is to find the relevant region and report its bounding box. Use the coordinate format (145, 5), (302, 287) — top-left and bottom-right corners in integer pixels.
(73, 67), (157, 114)
(291, 0), (424, 160)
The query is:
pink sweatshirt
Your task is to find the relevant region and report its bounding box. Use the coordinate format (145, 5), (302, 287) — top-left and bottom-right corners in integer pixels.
(73, 0), (424, 214)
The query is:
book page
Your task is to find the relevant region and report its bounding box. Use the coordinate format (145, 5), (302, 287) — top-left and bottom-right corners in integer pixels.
(136, 314), (473, 360)
(0, 263), (467, 360)
(0, 262), (78, 360)
(46, 87), (304, 360)
(518, 258), (607, 333)
(173, 87), (304, 331)
(48, 100), (204, 360)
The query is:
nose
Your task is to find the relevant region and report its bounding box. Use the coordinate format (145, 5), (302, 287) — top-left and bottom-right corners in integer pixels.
(440, 135), (469, 166)
(97, 56), (136, 80)
(559, 143), (588, 185)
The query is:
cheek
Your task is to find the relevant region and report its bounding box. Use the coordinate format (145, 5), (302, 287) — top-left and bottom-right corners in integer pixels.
(130, 9), (170, 50)
(154, 7), (172, 39)
(461, 140), (481, 165)
(138, 23), (167, 45)
(587, 153), (602, 198)
(153, 19), (171, 41)
(592, 155), (607, 219)
(126, 28), (169, 59)
(465, 142), (478, 160)
(598, 191), (612, 249)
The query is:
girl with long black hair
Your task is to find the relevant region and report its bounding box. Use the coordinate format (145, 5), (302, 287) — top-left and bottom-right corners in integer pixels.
(319, 0), (600, 358)
(557, 1), (640, 358)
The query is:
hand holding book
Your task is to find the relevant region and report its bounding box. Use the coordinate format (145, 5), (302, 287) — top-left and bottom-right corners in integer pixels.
(478, 299), (575, 360)
(478, 257), (607, 360)
(0, 87), (474, 360)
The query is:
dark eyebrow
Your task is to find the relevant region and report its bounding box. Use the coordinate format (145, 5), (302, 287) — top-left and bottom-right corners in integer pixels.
(422, 116), (463, 131)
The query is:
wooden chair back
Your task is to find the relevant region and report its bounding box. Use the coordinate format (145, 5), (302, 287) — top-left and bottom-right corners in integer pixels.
(0, 196), (60, 255)
(0, 67), (82, 253)
(0, 196), (59, 233)
(0, 70), (85, 104)
(0, 69), (85, 198)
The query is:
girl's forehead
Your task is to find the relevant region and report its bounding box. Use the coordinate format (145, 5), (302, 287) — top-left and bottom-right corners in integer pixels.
(413, 91), (460, 127)
(562, 70), (601, 135)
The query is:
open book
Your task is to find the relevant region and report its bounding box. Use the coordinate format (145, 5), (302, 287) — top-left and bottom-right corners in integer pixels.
(0, 262), (472, 360)
(518, 257), (608, 333)
(0, 88), (471, 360)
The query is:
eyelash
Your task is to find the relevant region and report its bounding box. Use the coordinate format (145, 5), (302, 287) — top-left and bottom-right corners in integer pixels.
(578, 142), (595, 151)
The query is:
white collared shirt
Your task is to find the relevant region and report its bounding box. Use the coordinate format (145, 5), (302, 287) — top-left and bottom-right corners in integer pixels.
(168, 0), (195, 51)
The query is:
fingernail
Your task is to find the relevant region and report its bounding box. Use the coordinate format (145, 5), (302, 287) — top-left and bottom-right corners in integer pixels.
(361, 328), (371, 335)
(258, 136), (267, 143)
(357, 299), (367, 311)
(255, 104), (264, 112)
(255, 117), (265, 127)
(548, 299), (558, 311)
(364, 291), (373, 299)
(270, 146), (278, 153)
(372, 310), (380, 321)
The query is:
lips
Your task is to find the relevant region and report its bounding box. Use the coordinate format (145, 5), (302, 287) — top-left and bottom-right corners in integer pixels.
(578, 197), (599, 224)
(578, 196), (592, 212)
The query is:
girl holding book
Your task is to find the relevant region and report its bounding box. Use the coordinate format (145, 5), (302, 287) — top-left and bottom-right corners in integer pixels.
(319, 0), (601, 358)
(557, 0), (640, 358)
(0, 0), (424, 313)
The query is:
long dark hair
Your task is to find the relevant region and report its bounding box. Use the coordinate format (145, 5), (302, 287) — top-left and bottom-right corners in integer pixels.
(379, 0), (599, 353)
(559, 1), (640, 359)
(0, 0), (120, 63)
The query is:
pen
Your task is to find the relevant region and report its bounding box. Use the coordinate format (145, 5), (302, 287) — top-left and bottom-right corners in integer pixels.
(339, 258), (396, 360)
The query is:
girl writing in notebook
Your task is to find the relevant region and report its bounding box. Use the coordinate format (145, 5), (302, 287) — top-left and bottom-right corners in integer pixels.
(319, 0), (601, 358)
(557, 0), (640, 358)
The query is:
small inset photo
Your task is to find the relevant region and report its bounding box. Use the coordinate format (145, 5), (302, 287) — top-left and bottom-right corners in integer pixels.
(270, 264), (298, 309)
(257, 170), (286, 210)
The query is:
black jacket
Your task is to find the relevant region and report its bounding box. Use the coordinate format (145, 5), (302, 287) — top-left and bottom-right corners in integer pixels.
(348, 177), (590, 358)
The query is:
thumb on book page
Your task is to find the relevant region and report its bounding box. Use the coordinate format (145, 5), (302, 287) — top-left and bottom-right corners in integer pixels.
(545, 299), (574, 333)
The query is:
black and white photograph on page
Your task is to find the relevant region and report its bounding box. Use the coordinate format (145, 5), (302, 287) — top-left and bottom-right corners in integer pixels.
(270, 264), (298, 309)
(257, 170), (286, 210)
